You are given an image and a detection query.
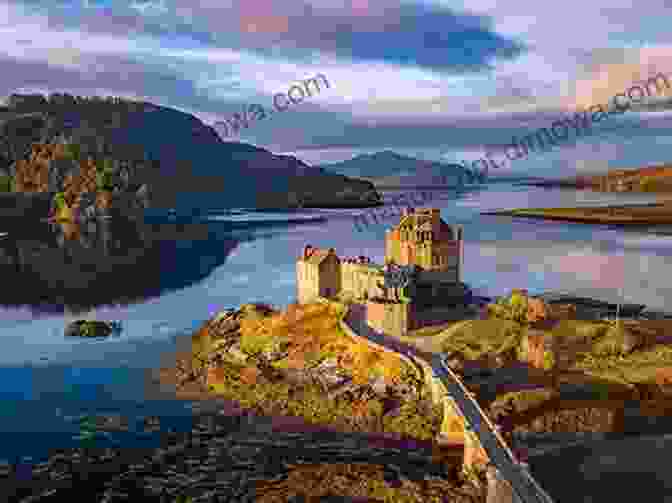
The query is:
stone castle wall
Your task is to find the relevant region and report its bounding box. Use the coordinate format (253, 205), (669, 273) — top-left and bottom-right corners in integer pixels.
(296, 260), (321, 304)
(340, 262), (384, 301)
(366, 300), (416, 338)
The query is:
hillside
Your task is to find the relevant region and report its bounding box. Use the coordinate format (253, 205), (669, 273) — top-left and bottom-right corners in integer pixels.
(587, 163), (672, 192)
(522, 163), (672, 192)
(0, 93), (382, 212)
(318, 150), (485, 188)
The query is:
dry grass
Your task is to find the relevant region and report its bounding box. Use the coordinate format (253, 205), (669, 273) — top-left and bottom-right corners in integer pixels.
(233, 301), (411, 386)
(550, 320), (609, 340)
(395, 319), (525, 357)
(407, 322), (460, 338)
(255, 462), (484, 503)
(490, 389), (557, 418)
(566, 319), (672, 386)
(502, 205), (672, 224)
(436, 319), (522, 360)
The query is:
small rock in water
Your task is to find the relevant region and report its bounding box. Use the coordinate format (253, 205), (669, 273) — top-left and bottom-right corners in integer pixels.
(64, 320), (122, 337)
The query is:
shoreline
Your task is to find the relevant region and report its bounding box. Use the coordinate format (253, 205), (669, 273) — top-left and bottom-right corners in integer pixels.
(151, 361), (461, 456)
(482, 203), (672, 226)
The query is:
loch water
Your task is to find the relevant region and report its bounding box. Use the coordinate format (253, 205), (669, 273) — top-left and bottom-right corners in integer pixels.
(0, 182), (670, 464)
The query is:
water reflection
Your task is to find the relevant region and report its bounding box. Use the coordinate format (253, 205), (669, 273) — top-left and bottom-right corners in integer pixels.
(0, 217), (244, 315)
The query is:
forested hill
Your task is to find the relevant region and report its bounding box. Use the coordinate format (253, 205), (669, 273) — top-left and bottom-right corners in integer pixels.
(0, 93), (382, 211)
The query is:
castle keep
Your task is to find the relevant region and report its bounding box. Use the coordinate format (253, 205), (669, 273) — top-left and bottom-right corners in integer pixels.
(297, 208), (467, 335)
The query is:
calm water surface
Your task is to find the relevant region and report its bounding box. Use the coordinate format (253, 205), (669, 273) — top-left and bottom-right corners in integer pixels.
(0, 183), (670, 463)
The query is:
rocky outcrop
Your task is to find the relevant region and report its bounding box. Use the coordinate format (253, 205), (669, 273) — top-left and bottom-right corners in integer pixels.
(318, 150), (483, 187)
(195, 305), (421, 402)
(64, 320), (122, 337)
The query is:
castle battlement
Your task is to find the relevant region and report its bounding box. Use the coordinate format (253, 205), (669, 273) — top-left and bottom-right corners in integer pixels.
(296, 208), (464, 310)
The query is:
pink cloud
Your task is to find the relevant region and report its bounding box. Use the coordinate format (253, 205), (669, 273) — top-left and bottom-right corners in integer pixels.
(564, 46), (672, 110)
(238, 0), (289, 34)
(555, 253), (626, 290)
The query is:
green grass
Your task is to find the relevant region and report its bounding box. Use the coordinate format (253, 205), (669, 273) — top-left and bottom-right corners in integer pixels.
(551, 320), (610, 339)
(573, 343), (672, 385)
(0, 175), (12, 192)
(437, 319), (523, 360)
(239, 332), (284, 357)
(490, 389), (557, 416)
(207, 358), (442, 441)
(407, 321), (460, 338)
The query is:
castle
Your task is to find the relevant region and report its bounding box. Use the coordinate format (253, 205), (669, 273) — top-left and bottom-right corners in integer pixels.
(296, 208), (467, 336)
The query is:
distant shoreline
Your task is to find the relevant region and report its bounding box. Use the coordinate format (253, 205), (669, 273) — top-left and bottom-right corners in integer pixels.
(482, 203), (672, 226)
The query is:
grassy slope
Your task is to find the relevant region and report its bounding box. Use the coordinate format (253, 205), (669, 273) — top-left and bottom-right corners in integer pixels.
(199, 301), (444, 442)
(488, 319), (672, 430)
(255, 462), (485, 503)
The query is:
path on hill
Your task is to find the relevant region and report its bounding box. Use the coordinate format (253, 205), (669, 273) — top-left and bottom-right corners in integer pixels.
(344, 303), (555, 503)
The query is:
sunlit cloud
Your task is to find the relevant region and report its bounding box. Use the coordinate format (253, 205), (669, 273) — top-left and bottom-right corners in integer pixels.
(0, 0), (670, 174)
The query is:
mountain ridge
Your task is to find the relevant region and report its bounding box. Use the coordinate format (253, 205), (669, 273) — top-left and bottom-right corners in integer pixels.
(318, 150), (486, 187)
(0, 93), (382, 211)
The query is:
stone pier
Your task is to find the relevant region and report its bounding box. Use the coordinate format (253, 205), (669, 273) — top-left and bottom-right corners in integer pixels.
(464, 427), (490, 472)
(437, 396), (465, 446)
(486, 465), (521, 503)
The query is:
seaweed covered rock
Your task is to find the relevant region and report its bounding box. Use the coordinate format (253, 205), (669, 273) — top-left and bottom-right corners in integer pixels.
(65, 320), (122, 337)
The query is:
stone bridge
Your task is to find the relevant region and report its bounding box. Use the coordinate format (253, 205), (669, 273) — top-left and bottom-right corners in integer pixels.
(338, 301), (555, 503)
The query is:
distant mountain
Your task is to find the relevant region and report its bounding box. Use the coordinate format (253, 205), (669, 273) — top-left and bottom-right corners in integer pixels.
(318, 150), (485, 188)
(0, 93), (382, 211)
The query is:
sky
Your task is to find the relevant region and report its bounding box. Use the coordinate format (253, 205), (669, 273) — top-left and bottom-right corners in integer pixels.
(2, 0), (672, 177)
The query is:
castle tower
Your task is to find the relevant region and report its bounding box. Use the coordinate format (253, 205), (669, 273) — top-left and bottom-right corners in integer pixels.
(384, 208), (462, 281)
(296, 245), (341, 304)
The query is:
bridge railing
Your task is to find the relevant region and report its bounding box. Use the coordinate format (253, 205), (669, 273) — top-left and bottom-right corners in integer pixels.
(438, 362), (518, 463)
(339, 303), (554, 503)
(439, 360), (555, 503)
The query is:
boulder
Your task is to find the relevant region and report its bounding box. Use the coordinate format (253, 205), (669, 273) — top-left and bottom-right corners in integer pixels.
(93, 414), (129, 432)
(239, 366), (261, 385)
(445, 357), (464, 372)
(239, 303), (277, 320)
(142, 416), (161, 432)
(594, 323), (642, 356)
(210, 309), (236, 326)
(311, 357), (350, 388)
(211, 318), (240, 338)
(527, 297), (548, 322)
(278, 368), (314, 386)
(370, 376), (388, 395)
(226, 342), (248, 362)
(65, 320), (122, 337)
(391, 381), (419, 399)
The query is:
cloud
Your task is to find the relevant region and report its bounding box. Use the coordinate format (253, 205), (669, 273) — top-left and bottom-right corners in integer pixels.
(564, 47), (672, 111)
(1, 0), (672, 177)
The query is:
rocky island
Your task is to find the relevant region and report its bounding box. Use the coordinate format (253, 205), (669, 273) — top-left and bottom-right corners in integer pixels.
(159, 204), (672, 502)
